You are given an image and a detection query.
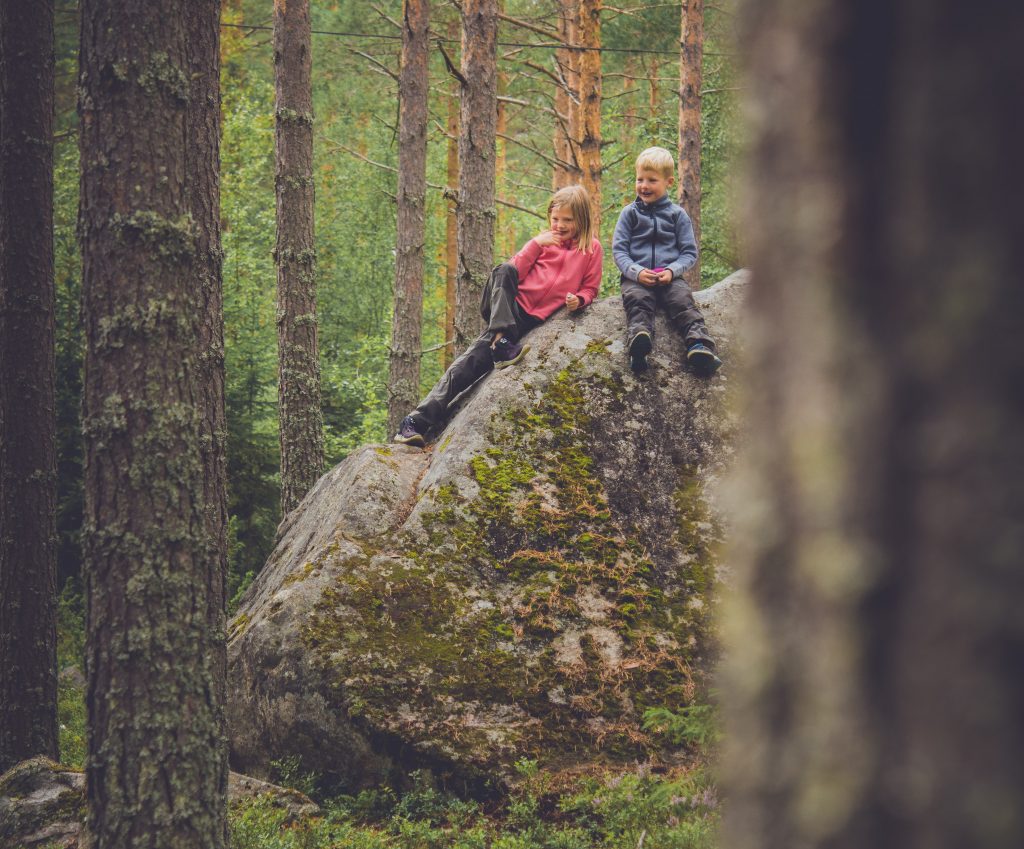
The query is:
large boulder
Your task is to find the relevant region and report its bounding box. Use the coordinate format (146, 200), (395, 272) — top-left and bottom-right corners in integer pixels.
(227, 271), (748, 791)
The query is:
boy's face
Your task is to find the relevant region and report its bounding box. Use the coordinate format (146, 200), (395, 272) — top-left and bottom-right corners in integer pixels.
(635, 167), (673, 204)
(549, 205), (578, 241)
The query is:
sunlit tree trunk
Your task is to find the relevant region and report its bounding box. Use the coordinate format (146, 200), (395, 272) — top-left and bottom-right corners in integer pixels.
(0, 0), (58, 772)
(455, 0), (497, 355)
(78, 0), (226, 844)
(387, 0), (429, 436)
(724, 3), (1024, 849)
(678, 0), (702, 289)
(274, 0), (323, 514)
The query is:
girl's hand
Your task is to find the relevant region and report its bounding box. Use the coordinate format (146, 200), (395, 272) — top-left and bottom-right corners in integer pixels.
(534, 229), (561, 247)
(566, 292), (581, 312)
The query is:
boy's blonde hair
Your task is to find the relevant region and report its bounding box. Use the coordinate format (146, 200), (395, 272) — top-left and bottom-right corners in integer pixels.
(548, 184), (596, 253)
(635, 146), (675, 179)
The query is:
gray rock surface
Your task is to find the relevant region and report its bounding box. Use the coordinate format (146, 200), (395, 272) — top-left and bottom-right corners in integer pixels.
(228, 271), (748, 791)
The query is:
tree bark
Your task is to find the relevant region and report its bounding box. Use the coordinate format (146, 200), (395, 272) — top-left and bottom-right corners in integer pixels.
(724, 3), (1024, 849)
(455, 0), (498, 355)
(274, 0), (323, 515)
(387, 0), (429, 437)
(185, 1), (229, 844)
(552, 0), (576, 190)
(0, 0), (58, 772)
(444, 50), (459, 370)
(78, 0), (226, 845)
(678, 0), (702, 289)
(574, 0), (602, 232)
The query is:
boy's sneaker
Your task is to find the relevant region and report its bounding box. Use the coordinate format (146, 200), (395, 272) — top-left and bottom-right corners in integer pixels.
(686, 342), (722, 377)
(393, 415), (426, 447)
(629, 330), (652, 373)
(492, 336), (529, 369)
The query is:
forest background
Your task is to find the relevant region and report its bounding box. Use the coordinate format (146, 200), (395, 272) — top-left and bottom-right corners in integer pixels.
(49, 0), (741, 606)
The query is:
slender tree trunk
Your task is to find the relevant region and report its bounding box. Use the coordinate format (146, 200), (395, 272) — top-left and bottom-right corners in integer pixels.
(78, 0), (226, 845)
(387, 0), (429, 436)
(678, 0), (702, 289)
(274, 0), (323, 514)
(186, 2), (229, 843)
(552, 0), (576, 190)
(646, 55), (660, 118)
(455, 0), (498, 355)
(574, 0), (602, 232)
(724, 3), (1024, 849)
(0, 0), (58, 772)
(444, 42), (459, 370)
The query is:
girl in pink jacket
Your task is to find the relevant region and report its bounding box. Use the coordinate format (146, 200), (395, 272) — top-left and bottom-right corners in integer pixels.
(395, 185), (603, 446)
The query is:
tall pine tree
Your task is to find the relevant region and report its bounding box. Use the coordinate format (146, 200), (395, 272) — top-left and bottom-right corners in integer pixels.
(78, 0), (226, 844)
(0, 0), (58, 773)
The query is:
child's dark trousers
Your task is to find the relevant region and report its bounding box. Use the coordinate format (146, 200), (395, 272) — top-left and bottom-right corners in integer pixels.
(410, 263), (541, 432)
(621, 277), (716, 350)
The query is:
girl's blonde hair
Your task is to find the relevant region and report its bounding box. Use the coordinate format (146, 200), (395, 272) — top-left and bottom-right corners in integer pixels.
(548, 184), (596, 253)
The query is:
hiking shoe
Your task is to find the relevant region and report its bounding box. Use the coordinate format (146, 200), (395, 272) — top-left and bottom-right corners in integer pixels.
(393, 415), (426, 447)
(629, 330), (652, 373)
(492, 336), (529, 368)
(686, 342), (722, 377)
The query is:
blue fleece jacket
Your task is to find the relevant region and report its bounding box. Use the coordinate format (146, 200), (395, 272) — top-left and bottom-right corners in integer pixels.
(612, 194), (698, 282)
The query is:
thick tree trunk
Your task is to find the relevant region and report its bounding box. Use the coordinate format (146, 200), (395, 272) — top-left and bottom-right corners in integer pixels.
(185, 1), (229, 844)
(78, 0), (226, 845)
(387, 0), (429, 436)
(455, 0), (497, 355)
(574, 0), (602, 232)
(274, 0), (323, 514)
(724, 3), (1024, 849)
(0, 0), (58, 772)
(678, 0), (702, 289)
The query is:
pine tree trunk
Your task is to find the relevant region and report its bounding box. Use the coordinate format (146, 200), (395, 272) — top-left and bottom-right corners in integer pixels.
(552, 0), (576, 190)
(455, 0), (497, 355)
(275, 0), (323, 514)
(387, 0), (429, 437)
(724, 3), (1024, 848)
(185, 2), (229, 843)
(0, 0), (58, 772)
(444, 46), (459, 370)
(574, 0), (602, 232)
(678, 0), (702, 289)
(78, 0), (226, 845)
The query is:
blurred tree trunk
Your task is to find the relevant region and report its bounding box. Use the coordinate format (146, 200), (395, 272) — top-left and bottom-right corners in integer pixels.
(274, 0), (323, 514)
(574, 0), (602, 232)
(455, 0), (497, 355)
(724, 3), (1024, 849)
(0, 0), (58, 772)
(678, 0), (702, 289)
(78, 0), (226, 844)
(186, 2), (229, 844)
(387, 0), (429, 436)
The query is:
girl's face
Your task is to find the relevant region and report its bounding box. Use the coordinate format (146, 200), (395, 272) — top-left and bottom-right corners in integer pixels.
(549, 205), (578, 242)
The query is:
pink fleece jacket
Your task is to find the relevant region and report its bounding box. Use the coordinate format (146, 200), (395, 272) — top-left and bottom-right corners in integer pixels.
(509, 237), (604, 320)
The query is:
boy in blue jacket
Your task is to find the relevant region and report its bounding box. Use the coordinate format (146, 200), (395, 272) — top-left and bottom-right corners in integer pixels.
(612, 146), (721, 375)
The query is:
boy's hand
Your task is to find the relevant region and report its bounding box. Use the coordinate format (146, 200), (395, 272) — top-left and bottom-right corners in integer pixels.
(534, 229), (561, 247)
(565, 292), (581, 312)
(655, 269), (673, 284)
(637, 269), (659, 286)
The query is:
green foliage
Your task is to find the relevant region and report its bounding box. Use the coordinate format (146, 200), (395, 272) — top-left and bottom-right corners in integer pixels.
(56, 580), (86, 768)
(643, 703), (723, 750)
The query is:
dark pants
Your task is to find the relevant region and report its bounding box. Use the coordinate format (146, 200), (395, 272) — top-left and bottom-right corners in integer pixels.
(410, 264), (541, 431)
(621, 277), (715, 350)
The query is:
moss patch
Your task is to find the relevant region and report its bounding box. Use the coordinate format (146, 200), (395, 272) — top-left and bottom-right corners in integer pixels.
(302, 360), (718, 778)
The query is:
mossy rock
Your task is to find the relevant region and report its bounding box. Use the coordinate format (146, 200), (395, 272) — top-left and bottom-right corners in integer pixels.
(227, 272), (748, 793)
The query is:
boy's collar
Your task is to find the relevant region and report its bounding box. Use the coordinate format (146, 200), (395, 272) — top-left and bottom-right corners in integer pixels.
(635, 193), (672, 211)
